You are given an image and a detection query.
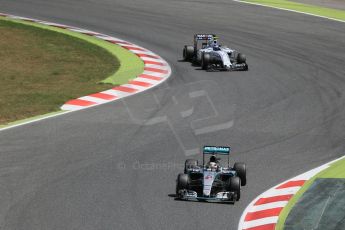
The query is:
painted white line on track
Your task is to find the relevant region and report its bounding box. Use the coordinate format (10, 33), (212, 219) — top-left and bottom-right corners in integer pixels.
(242, 216), (279, 229)
(144, 64), (169, 69)
(233, 0), (345, 23)
(0, 111), (72, 131)
(141, 57), (166, 63)
(79, 96), (109, 104)
(129, 50), (156, 55)
(142, 71), (167, 78)
(250, 201), (289, 212)
(102, 89), (129, 97)
(135, 77), (160, 84)
(121, 84), (145, 91)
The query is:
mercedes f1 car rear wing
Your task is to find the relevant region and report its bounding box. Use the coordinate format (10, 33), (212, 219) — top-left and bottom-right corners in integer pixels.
(203, 146), (231, 167)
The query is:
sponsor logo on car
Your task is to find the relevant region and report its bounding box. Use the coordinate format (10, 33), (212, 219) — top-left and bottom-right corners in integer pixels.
(205, 175), (213, 179)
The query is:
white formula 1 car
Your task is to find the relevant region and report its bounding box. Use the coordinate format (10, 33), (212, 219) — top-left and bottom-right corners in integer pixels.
(183, 34), (248, 71)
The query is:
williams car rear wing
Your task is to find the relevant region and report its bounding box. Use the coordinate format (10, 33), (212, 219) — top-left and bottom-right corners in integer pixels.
(203, 146), (231, 167)
(194, 34), (217, 41)
(193, 34), (217, 57)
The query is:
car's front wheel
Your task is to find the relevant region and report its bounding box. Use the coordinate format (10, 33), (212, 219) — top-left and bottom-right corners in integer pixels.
(184, 159), (198, 173)
(234, 162), (247, 186)
(228, 176), (241, 201)
(236, 53), (246, 64)
(176, 173), (190, 195)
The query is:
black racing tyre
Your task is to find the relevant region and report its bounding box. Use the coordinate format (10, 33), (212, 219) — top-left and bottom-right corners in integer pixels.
(244, 64), (249, 71)
(183, 45), (194, 61)
(237, 53), (246, 64)
(234, 162), (247, 186)
(176, 173), (190, 195)
(229, 176), (241, 201)
(201, 53), (210, 70)
(184, 159), (198, 173)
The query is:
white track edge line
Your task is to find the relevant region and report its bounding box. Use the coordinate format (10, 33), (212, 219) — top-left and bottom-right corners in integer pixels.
(232, 0), (345, 23)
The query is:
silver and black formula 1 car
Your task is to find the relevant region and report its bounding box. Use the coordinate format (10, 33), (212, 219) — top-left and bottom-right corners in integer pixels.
(176, 146), (246, 203)
(183, 34), (248, 71)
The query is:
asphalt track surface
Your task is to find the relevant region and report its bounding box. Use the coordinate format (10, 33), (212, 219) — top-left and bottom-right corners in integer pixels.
(0, 0), (345, 229)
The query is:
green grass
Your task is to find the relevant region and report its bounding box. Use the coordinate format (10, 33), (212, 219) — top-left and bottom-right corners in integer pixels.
(1, 17), (144, 86)
(0, 18), (144, 125)
(240, 0), (345, 21)
(276, 157), (345, 229)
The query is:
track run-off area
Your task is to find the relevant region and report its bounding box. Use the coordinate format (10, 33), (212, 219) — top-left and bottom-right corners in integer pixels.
(0, 0), (345, 229)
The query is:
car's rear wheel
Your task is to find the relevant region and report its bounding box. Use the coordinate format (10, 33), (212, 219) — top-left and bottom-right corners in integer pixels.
(234, 162), (247, 186)
(228, 176), (241, 201)
(201, 53), (210, 70)
(184, 159), (198, 173)
(176, 173), (190, 195)
(183, 45), (194, 61)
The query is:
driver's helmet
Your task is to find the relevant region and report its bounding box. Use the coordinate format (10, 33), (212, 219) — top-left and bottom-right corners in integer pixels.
(208, 155), (218, 170)
(208, 161), (217, 171)
(213, 45), (221, 51)
(210, 155), (217, 163)
(208, 39), (218, 47)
